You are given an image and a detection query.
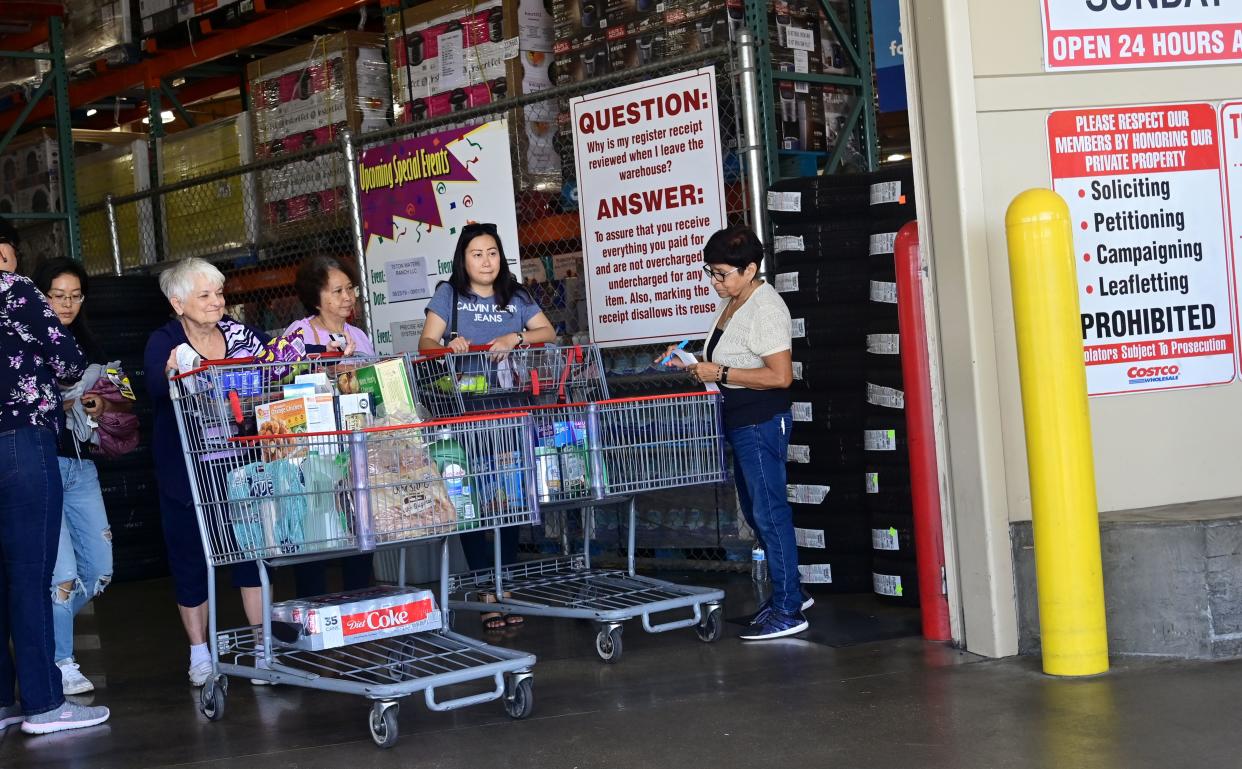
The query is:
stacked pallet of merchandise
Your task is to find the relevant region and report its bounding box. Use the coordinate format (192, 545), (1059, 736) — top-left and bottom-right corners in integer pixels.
(859, 163), (920, 605)
(386, 0), (560, 192)
(0, 0), (135, 88)
(766, 174), (874, 594)
(246, 31), (390, 242)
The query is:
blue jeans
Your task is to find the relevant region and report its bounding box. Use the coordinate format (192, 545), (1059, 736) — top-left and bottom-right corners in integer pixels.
(728, 412), (802, 616)
(52, 457), (113, 663)
(0, 428), (65, 715)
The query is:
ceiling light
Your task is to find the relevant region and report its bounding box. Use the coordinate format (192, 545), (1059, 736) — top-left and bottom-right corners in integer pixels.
(886, 153), (907, 162)
(85, 108), (97, 117)
(141, 110), (177, 125)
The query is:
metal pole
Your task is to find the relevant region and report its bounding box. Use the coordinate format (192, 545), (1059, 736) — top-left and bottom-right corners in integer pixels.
(48, 17), (82, 263)
(105, 193), (122, 276)
(340, 130), (373, 338)
(1005, 189), (1108, 677)
(736, 30), (768, 247)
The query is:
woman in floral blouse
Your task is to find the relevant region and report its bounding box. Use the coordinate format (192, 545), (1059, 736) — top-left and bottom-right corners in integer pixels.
(0, 261), (111, 734)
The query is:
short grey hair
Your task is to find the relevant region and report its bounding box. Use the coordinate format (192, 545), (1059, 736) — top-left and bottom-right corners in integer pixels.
(160, 257), (225, 302)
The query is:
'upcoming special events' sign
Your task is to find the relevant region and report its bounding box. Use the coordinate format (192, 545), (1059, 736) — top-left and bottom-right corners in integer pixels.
(571, 68), (728, 347)
(1048, 103), (1235, 396)
(1040, 0), (1242, 71)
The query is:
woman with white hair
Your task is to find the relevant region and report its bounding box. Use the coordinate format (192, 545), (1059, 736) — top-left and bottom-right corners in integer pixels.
(142, 257), (269, 687)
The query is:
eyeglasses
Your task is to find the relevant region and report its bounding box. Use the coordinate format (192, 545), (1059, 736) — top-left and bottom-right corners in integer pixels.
(47, 292), (85, 305)
(703, 266), (741, 282)
(329, 285), (361, 298)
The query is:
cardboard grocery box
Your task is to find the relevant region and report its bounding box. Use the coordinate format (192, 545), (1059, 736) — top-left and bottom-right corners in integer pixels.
(160, 112), (258, 261)
(246, 31), (390, 241)
(386, 0), (560, 191)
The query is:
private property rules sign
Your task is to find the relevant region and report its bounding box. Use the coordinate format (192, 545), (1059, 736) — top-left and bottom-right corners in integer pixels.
(1040, 0), (1242, 70)
(571, 68), (728, 347)
(1047, 103), (1236, 396)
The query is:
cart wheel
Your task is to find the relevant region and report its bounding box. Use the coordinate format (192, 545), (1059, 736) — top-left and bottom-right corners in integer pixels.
(369, 703), (399, 749)
(594, 626), (623, 664)
(504, 677), (535, 719)
(696, 607), (724, 643)
(200, 681), (226, 722)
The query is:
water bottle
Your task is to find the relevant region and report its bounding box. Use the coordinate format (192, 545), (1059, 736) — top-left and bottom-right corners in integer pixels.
(751, 546), (769, 583)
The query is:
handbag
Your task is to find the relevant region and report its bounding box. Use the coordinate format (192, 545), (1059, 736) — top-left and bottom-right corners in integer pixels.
(84, 369), (139, 459)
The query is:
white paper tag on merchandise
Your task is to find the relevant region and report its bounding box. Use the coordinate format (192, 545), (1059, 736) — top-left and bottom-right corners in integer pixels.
(870, 280), (898, 304)
(795, 80), (810, 94)
(791, 401), (813, 422)
(866, 333), (900, 355)
(794, 49), (810, 73)
(317, 606), (345, 648)
(791, 318), (806, 339)
(873, 572), (904, 597)
(799, 563), (833, 583)
(787, 444), (811, 463)
(869, 231), (898, 256)
(871, 180), (903, 205)
(767, 190), (802, 212)
(437, 31), (467, 90)
(867, 383), (905, 409)
(787, 26), (816, 51)
(792, 361), (804, 380)
(864, 429), (898, 451)
(787, 483), (830, 504)
(776, 272), (800, 293)
(795, 527), (826, 549)
(502, 37), (520, 60)
(865, 472), (880, 494)
(872, 527), (901, 551)
(774, 234), (805, 253)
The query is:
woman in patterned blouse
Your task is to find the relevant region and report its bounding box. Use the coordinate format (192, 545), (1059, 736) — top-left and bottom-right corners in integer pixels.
(0, 238), (111, 733)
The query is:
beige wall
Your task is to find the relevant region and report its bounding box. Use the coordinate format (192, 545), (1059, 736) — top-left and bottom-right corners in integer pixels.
(904, 0), (1242, 656)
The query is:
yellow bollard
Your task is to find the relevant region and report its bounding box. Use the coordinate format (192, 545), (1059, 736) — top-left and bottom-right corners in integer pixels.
(1005, 188), (1109, 677)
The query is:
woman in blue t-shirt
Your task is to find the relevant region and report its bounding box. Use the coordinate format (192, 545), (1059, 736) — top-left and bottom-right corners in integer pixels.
(420, 222), (554, 630)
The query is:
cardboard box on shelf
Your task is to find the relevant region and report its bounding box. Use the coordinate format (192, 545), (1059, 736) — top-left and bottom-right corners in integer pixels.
(77, 142), (156, 275)
(553, 0), (685, 54)
(246, 31), (390, 241)
(386, 0), (560, 190)
(161, 113), (258, 261)
(0, 0), (134, 87)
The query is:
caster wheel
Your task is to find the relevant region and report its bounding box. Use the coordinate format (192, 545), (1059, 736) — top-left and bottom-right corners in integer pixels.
(505, 677), (535, 719)
(369, 703), (399, 749)
(696, 607), (724, 643)
(200, 681), (226, 721)
(595, 626), (623, 664)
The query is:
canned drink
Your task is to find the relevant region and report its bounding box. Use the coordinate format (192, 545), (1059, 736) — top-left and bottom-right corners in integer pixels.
(243, 368), (262, 397)
(220, 369), (238, 395)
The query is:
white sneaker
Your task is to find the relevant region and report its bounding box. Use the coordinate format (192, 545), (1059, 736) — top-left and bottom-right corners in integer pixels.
(21, 702), (110, 735)
(56, 658), (95, 696)
(188, 660), (213, 687)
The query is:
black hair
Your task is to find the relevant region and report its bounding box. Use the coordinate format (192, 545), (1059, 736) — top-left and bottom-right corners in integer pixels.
(0, 216), (19, 249)
(31, 257), (102, 359)
(295, 254), (359, 315)
(702, 225), (764, 272)
(444, 222), (530, 311)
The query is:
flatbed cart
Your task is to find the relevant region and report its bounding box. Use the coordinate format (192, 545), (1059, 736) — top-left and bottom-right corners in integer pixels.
(169, 355), (540, 747)
(407, 345), (728, 663)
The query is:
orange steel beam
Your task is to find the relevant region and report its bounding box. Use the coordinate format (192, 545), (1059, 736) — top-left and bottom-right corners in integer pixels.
(0, 19), (49, 52)
(0, 0), (368, 131)
(77, 74), (240, 130)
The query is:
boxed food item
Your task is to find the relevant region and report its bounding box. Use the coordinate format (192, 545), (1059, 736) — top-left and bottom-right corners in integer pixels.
(386, 0), (559, 190)
(160, 112), (257, 261)
(363, 425), (457, 544)
(338, 358), (417, 419)
(246, 31), (390, 240)
(270, 587), (443, 651)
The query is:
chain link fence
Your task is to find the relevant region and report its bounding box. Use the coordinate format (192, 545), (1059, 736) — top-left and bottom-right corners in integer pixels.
(83, 40), (758, 571)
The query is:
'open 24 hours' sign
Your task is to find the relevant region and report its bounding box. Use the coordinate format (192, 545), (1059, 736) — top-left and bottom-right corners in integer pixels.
(1041, 0), (1242, 71)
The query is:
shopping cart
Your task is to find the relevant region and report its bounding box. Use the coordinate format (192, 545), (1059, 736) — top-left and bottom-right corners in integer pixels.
(169, 354), (539, 747)
(410, 345), (729, 663)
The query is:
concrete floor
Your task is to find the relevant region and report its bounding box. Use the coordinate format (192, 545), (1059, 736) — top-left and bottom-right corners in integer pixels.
(2, 572), (1241, 769)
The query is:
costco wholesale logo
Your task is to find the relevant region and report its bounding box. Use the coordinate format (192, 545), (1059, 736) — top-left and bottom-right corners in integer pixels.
(1127, 365), (1180, 384)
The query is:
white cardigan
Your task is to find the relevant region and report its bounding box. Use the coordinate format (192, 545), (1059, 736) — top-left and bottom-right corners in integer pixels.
(702, 282), (793, 389)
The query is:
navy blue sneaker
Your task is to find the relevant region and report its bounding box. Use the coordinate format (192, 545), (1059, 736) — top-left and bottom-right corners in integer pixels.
(738, 591), (816, 626)
(739, 609), (809, 641)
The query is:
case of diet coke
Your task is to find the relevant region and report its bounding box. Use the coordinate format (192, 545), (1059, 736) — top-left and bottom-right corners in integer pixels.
(271, 586), (443, 651)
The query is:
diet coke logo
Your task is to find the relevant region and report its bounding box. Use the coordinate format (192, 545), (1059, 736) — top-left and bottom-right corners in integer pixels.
(343, 599), (432, 635)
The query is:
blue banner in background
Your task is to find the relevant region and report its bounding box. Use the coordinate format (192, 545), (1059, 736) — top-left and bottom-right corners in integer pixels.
(871, 0), (907, 112)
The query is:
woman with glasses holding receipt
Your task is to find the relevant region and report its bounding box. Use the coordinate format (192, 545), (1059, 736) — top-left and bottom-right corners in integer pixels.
(663, 224), (809, 641)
